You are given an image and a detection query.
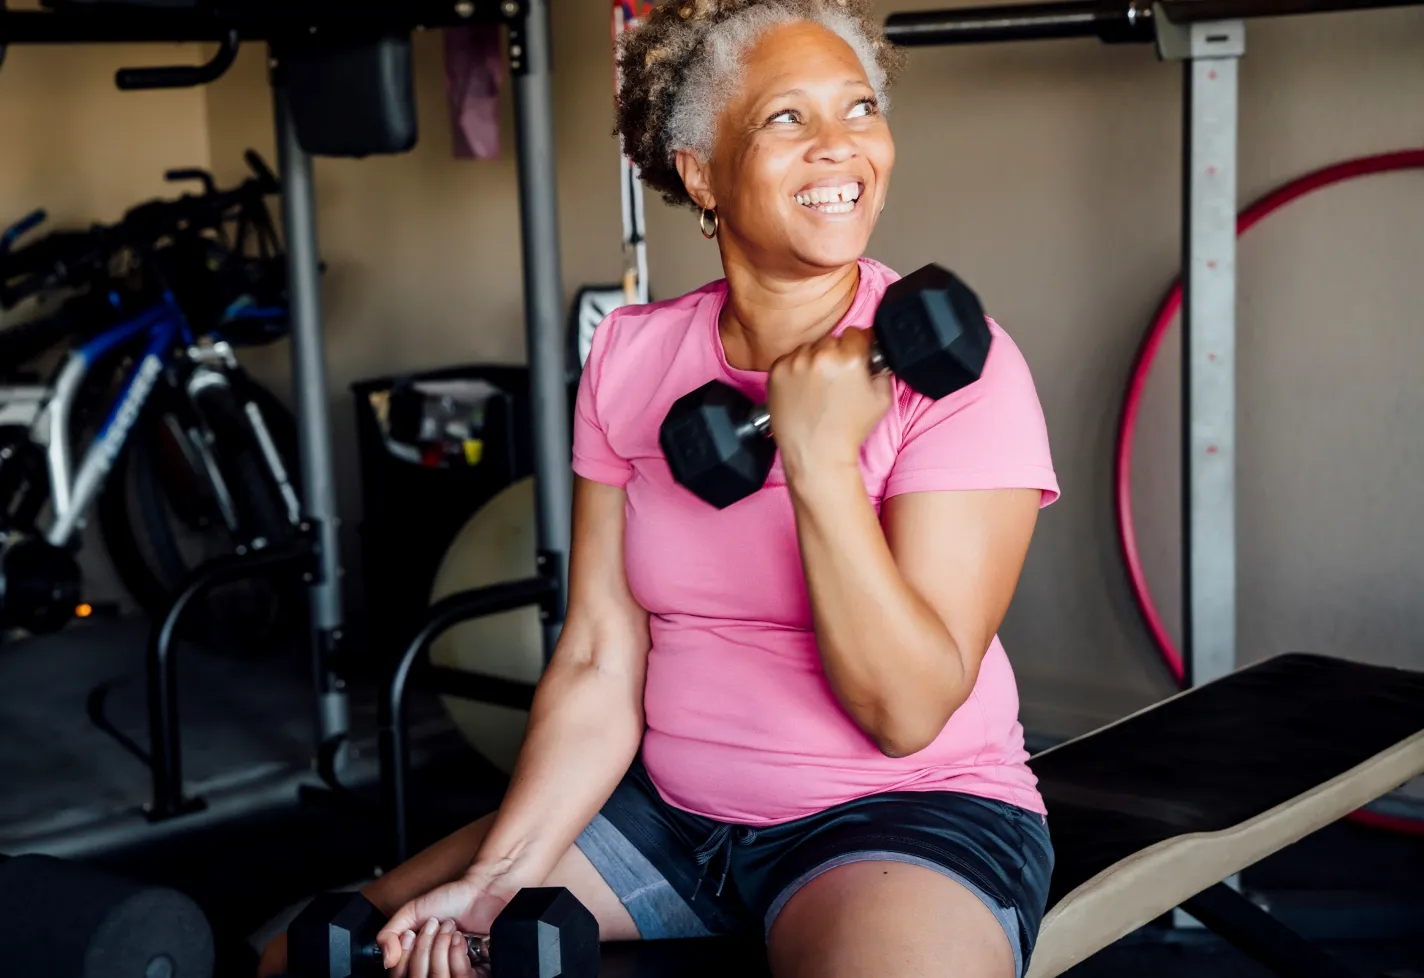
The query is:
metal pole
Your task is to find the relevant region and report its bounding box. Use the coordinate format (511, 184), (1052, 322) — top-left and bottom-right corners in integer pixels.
(1179, 883), (1359, 978)
(146, 539), (315, 820)
(272, 78), (351, 752)
(382, 577), (554, 864)
(1156, 13), (1243, 688)
(508, 0), (572, 659)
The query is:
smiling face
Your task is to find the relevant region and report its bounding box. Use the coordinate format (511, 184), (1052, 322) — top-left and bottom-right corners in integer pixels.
(676, 19), (895, 275)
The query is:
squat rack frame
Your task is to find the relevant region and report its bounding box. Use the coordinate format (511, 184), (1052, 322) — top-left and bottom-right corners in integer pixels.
(0, 0), (572, 828)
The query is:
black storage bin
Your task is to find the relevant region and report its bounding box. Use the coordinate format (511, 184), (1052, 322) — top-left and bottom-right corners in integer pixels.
(352, 365), (533, 665)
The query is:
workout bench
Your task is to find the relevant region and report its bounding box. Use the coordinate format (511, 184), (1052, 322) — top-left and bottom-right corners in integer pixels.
(1027, 652), (1424, 978)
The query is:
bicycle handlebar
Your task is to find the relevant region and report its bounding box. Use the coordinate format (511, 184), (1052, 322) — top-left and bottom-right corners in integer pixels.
(0, 151), (280, 308)
(0, 209), (48, 256)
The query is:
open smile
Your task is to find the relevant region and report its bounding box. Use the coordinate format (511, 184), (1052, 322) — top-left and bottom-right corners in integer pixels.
(793, 180), (864, 216)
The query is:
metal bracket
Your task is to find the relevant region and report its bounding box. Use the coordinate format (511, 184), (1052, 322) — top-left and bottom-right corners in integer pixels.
(500, 0), (529, 75)
(1153, 3), (1244, 61)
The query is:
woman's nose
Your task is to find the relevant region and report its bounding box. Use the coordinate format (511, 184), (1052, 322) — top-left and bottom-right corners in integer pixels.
(805, 120), (858, 163)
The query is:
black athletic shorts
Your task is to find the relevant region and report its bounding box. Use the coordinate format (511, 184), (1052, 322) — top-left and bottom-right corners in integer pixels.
(573, 756), (1054, 977)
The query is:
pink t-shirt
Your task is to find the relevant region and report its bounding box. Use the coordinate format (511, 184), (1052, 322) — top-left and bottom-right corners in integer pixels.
(572, 258), (1059, 826)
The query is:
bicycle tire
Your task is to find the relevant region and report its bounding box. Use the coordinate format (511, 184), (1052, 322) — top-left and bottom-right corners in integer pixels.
(98, 373), (303, 651)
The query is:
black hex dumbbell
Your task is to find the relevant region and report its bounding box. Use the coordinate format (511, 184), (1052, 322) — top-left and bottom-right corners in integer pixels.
(286, 886), (598, 978)
(659, 264), (992, 509)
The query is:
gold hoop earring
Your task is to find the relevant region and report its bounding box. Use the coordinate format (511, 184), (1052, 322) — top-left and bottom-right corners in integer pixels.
(698, 207), (719, 239)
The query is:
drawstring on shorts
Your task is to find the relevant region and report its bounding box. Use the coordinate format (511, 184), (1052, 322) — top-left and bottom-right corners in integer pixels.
(692, 822), (758, 899)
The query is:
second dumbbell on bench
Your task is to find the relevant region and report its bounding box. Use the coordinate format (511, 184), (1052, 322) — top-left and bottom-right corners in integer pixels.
(658, 263), (992, 509)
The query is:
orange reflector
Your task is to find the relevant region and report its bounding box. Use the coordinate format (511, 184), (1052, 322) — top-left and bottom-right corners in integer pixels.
(75, 603), (93, 618)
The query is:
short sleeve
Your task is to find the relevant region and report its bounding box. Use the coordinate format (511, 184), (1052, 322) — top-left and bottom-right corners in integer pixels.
(570, 312), (634, 488)
(884, 322), (1059, 506)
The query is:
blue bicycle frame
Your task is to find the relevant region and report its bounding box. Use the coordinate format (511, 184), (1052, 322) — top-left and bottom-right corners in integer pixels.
(2, 203), (289, 549)
(28, 291), (290, 551)
(36, 290), (193, 547)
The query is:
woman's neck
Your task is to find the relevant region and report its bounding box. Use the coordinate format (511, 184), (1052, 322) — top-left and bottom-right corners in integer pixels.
(717, 254), (862, 372)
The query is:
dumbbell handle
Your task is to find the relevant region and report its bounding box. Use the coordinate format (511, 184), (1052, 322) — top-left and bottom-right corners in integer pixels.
(464, 934), (492, 966)
(738, 342), (889, 439)
(337, 933), (489, 974)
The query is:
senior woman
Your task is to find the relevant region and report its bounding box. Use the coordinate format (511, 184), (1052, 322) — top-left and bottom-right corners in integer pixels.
(260, 1), (1057, 976)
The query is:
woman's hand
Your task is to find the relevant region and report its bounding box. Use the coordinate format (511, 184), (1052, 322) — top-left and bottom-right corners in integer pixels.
(384, 917), (481, 978)
(766, 325), (891, 482)
(376, 866), (519, 978)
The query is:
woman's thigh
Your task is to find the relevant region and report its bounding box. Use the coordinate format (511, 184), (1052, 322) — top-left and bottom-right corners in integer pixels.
(543, 822), (641, 941)
(766, 860), (1015, 978)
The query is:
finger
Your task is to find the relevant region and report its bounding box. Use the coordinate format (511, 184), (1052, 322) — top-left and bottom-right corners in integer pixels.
(376, 931), (400, 972)
(411, 916), (441, 978)
(450, 929), (475, 978)
(431, 920), (457, 978)
(841, 325), (874, 355)
(378, 901), (423, 967)
(387, 928), (417, 978)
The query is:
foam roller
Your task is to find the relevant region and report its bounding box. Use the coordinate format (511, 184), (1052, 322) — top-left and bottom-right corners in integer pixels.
(0, 853), (215, 978)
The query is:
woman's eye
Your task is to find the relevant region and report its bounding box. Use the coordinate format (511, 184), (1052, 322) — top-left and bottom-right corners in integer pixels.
(769, 109), (798, 124)
(847, 98), (878, 119)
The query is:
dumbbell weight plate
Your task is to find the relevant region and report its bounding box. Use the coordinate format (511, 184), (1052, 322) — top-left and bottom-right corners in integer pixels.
(873, 264), (991, 399)
(659, 381), (776, 510)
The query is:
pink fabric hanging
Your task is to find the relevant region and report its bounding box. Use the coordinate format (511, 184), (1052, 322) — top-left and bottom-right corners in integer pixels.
(443, 24), (505, 160)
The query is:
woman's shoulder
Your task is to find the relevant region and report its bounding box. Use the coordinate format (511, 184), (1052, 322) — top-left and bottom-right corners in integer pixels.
(893, 316), (1040, 418)
(585, 280), (724, 373)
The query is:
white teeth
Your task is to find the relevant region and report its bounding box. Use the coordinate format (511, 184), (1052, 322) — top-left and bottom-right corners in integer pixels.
(794, 183), (863, 211)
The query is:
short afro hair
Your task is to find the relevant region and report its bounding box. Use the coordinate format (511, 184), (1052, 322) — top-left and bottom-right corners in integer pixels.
(614, 0), (906, 209)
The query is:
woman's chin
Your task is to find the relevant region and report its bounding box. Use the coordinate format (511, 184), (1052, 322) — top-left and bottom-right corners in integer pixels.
(780, 208), (875, 268)
(789, 234), (872, 270)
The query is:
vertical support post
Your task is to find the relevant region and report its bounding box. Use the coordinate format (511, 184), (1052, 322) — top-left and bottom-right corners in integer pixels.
(272, 78), (351, 752)
(507, 0), (572, 660)
(1156, 9), (1244, 688)
(1157, 9), (1245, 931)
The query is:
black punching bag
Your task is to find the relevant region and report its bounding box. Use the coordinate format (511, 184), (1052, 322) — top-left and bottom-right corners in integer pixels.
(0, 854), (215, 978)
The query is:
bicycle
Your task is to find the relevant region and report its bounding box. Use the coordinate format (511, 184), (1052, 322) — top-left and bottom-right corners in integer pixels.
(0, 151), (304, 648)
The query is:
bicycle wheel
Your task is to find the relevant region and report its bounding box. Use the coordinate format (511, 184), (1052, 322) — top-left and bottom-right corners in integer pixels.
(98, 373), (304, 653)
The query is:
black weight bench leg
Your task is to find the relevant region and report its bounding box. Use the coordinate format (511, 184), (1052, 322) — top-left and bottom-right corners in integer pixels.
(1179, 883), (1358, 978)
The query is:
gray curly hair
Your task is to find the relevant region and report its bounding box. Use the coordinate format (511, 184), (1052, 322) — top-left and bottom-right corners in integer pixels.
(615, 0), (906, 208)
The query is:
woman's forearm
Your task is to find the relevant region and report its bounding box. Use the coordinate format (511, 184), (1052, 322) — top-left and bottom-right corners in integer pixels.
(471, 647), (646, 885)
(788, 463), (971, 756)
(356, 652), (643, 916)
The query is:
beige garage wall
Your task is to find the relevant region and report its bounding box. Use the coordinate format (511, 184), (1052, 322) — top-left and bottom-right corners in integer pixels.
(0, 39), (211, 606)
(3, 1), (1423, 738)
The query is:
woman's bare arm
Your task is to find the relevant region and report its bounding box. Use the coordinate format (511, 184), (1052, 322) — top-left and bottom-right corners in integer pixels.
(791, 477), (1040, 757)
(365, 477), (648, 915)
(469, 477), (651, 883)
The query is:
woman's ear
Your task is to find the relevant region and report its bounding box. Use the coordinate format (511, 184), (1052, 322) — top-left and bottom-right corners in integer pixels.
(675, 149), (716, 211)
